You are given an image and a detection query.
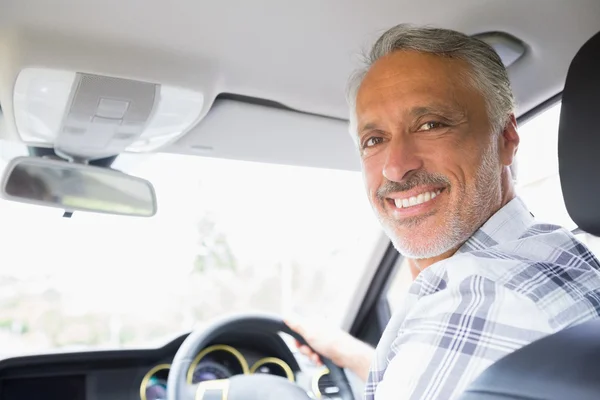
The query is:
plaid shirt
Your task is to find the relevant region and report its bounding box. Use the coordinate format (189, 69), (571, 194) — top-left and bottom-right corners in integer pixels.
(366, 197), (600, 400)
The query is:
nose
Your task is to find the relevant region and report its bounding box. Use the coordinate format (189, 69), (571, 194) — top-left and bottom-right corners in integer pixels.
(382, 136), (423, 182)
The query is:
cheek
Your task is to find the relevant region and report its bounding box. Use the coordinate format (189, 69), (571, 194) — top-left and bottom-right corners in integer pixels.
(361, 157), (384, 201)
(457, 145), (490, 188)
(427, 144), (475, 191)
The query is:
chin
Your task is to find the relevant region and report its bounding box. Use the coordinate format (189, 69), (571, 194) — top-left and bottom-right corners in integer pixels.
(390, 238), (454, 259)
(387, 221), (459, 259)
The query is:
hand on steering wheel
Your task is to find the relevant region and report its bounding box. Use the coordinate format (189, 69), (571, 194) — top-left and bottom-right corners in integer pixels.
(167, 313), (354, 400)
(285, 315), (374, 382)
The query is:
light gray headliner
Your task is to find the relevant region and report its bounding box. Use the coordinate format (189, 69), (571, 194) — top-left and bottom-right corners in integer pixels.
(0, 0), (599, 170)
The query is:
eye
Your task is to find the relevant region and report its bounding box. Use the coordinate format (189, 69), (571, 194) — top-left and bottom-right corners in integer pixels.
(417, 121), (447, 131)
(363, 137), (384, 148)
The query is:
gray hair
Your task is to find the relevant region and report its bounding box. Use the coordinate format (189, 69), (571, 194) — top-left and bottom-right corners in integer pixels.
(347, 24), (516, 138)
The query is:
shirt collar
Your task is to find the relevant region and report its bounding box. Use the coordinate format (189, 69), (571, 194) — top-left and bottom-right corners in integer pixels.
(457, 196), (535, 254)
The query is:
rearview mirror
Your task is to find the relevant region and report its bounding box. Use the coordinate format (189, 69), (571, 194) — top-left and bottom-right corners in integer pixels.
(1, 156), (157, 217)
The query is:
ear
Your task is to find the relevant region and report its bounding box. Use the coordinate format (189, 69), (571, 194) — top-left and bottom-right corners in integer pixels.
(498, 114), (519, 167)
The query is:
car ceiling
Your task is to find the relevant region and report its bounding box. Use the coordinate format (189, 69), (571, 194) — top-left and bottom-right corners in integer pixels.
(0, 0), (599, 171)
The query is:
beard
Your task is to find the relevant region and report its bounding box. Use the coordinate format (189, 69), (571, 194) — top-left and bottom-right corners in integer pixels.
(377, 140), (503, 259)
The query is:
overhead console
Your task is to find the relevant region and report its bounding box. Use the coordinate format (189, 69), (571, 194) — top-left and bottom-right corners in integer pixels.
(0, 29), (219, 159)
(12, 68), (205, 159)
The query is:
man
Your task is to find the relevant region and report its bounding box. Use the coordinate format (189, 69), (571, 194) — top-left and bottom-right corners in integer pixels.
(288, 24), (600, 399)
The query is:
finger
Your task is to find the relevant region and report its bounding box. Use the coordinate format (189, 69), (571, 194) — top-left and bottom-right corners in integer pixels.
(283, 317), (296, 329)
(310, 353), (322, 365)
(298, 345), (314, 357)
(298, 342), (313, 352)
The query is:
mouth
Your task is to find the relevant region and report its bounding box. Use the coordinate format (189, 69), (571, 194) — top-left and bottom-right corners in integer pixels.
(385, 187), (446, 216)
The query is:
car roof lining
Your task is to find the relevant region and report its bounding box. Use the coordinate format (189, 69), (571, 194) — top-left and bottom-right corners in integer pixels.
(0, 0), (598, 171)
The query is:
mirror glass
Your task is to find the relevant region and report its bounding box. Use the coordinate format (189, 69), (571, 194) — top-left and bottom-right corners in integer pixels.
(2, 157), (157, 217)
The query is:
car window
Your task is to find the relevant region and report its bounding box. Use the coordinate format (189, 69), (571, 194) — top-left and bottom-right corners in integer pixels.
(0, 144), (382, 356)
(386, 101), (600, 312)
(515, 102), (576, 229)
(516, 102), (600, 256)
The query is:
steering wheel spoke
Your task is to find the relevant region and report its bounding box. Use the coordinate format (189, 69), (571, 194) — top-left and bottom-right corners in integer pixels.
(194, 379), (230, 400)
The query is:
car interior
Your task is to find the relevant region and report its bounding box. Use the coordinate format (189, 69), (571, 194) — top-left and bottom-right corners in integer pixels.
(0, 0), (599, 399)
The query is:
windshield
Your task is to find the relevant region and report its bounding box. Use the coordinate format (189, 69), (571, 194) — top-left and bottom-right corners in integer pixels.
(2, 101), (582, 358)
(0, 143), (383, 356)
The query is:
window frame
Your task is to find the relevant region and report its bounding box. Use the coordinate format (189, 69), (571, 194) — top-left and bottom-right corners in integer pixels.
(349, 242), (399, 347)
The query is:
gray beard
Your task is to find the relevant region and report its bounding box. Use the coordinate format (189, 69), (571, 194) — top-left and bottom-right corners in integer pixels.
(386, 141), (502, 260)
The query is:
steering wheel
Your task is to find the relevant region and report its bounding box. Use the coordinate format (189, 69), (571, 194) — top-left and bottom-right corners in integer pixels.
(167, 313), (354, 400)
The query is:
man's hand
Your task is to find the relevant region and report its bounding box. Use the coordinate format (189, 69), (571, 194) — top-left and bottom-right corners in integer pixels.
(284, 315), (374, 382)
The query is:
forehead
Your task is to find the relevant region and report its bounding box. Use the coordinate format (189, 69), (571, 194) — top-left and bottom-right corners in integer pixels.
(356, 50), (478, 118)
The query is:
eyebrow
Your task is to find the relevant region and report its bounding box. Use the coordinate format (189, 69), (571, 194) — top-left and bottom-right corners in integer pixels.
(359, 122), (379, 134)
(358, 104), (466, 135)
(409, 104), (466, 119)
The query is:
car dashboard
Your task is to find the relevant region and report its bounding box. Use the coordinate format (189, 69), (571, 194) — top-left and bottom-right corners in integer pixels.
(0, 330), (338, 400)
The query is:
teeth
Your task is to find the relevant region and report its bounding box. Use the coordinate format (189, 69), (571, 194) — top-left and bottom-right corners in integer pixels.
(393, 190), (442, 209)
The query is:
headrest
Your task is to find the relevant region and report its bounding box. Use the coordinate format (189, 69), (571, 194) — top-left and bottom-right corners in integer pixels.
(558, 31), (600, 236)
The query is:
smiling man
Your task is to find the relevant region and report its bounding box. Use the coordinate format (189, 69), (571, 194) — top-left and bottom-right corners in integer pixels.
(344, 24), (600, 400)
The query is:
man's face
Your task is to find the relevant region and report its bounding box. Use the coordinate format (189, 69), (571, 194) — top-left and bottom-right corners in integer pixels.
(355, 50), (506, 258)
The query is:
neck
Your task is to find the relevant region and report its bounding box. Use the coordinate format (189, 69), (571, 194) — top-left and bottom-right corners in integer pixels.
(408, 247), (457, 279)
(408, 167), (516, 280)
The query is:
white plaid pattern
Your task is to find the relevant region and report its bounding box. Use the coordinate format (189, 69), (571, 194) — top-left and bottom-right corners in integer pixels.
(366, 197), (600, 399)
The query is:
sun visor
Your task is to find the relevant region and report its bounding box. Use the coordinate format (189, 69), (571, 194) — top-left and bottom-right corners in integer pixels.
(558, 30), (600, 235)
(472, 32), (526, 68)
(167, 98), (360, 171)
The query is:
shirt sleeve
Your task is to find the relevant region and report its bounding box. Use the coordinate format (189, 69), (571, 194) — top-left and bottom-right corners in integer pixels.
(375, 274), (554, 400)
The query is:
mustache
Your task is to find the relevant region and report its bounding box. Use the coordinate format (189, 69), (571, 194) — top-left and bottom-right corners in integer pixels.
(376, 170), (451, 200)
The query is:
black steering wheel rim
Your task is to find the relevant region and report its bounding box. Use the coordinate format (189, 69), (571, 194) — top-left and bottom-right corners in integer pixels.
(167, 312), (354, 400)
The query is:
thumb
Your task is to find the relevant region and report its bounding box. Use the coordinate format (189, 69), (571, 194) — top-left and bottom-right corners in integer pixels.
(283, 314), (304, 335)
